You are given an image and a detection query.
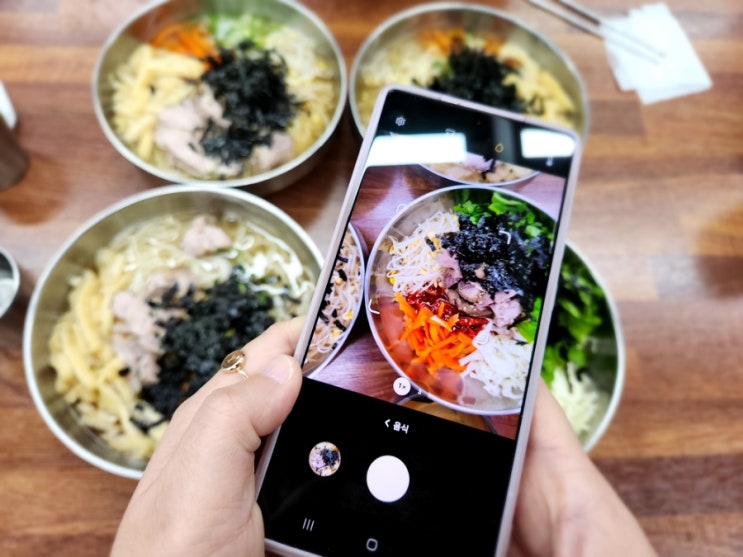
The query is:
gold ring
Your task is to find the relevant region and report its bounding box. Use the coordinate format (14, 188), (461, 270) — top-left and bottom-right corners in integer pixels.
(220, 350), (248, 380)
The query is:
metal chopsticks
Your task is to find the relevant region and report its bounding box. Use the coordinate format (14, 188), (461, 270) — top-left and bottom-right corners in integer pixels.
(527, 0), (666, 64)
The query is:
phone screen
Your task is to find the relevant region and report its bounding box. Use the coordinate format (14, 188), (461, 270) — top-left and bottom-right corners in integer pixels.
(257, 85), (580, 556)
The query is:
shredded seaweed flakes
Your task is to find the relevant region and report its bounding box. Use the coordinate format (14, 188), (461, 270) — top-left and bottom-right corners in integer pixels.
(421, 44), (526, 114)
(141, 265), (277, 418)
(200, 40), (302, 165)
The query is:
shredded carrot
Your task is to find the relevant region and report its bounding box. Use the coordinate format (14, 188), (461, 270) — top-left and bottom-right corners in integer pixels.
(419, 28), (466, 55)
(150, 21), (219, 61)
(482, 32), (505, 56)
(395, 292), (476, 374)
(419, 28), (506, 58)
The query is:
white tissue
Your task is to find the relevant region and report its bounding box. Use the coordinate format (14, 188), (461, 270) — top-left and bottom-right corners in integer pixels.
(602, 3), (711, 104)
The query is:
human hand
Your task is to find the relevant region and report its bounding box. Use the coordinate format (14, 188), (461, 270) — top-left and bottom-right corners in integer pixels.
(111, 317), (304, 557)
(508, 381), (657, 557)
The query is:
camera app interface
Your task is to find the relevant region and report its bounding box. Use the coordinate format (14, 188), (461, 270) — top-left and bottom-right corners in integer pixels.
(258, 89), (578, 556)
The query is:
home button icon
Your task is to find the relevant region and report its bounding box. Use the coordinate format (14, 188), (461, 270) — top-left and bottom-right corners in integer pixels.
(365, 538), (379, 552)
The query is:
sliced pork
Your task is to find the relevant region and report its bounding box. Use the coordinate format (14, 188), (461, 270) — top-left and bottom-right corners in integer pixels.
(154, 85), (242, 179)
(111, 291), (164, 388)
(250, 132), (295, 174)
(181, 215), (232, 257)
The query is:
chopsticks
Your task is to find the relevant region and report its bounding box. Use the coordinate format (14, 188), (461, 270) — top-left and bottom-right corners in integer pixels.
(527, 0), (666, 63)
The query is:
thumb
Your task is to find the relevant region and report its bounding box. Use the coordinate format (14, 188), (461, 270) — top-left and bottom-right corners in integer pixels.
(160, 355), (301, 547)
(117, 356), (302, 556)
(168, 353), (302, 487)
(143, 317), (305, 479)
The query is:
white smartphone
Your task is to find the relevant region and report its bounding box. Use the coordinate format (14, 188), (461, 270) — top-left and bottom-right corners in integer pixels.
(256, 84), (582, 556)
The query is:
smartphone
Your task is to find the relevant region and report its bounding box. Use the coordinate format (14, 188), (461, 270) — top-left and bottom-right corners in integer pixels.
(256, 84), (582, 556)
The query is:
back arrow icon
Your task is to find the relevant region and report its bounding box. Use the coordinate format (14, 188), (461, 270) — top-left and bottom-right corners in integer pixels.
(384, 419), (390, 427)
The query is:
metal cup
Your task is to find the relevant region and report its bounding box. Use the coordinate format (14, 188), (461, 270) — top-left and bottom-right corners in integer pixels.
(0, 116), (28, 190)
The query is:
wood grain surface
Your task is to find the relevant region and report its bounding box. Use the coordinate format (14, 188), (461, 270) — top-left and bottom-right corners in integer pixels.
(1, 1), (742, 555)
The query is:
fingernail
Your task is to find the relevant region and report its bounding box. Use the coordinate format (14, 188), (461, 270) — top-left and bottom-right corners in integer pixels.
(259, 356), (294, 384)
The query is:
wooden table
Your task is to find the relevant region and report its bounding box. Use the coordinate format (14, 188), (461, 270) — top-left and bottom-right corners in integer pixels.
(1, 1), (741, 555)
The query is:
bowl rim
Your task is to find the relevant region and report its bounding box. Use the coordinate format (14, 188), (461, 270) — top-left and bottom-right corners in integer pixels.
(563, 241), (625, 452)
(305, 222), (367, 376)
(91, 0), (348, 190)
(349, 1), (590, 138)
(0, 245), (21, 318)
(23, 184), (323, 479)
(420, 158), (541, 188)
(364, 183), (555, 416)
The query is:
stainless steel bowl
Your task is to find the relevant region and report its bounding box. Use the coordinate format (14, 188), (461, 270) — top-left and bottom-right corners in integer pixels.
(23, 185), (323, 478)
(0, 246), (20, 318)
(547, 243), (625, 451)
(93, 0), (347, 195)
(350, 2), (589, 138)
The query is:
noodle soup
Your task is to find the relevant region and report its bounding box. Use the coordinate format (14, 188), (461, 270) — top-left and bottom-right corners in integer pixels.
(48, 210), (316, 461)
(109, 13), (340, 182)
(350, 5), (589, 137)
(25, 186), (322, 477)
(93, 0), (346, 194)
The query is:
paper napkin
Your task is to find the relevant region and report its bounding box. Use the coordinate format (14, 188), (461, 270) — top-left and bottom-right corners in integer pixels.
(601, 3), (712, 104)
